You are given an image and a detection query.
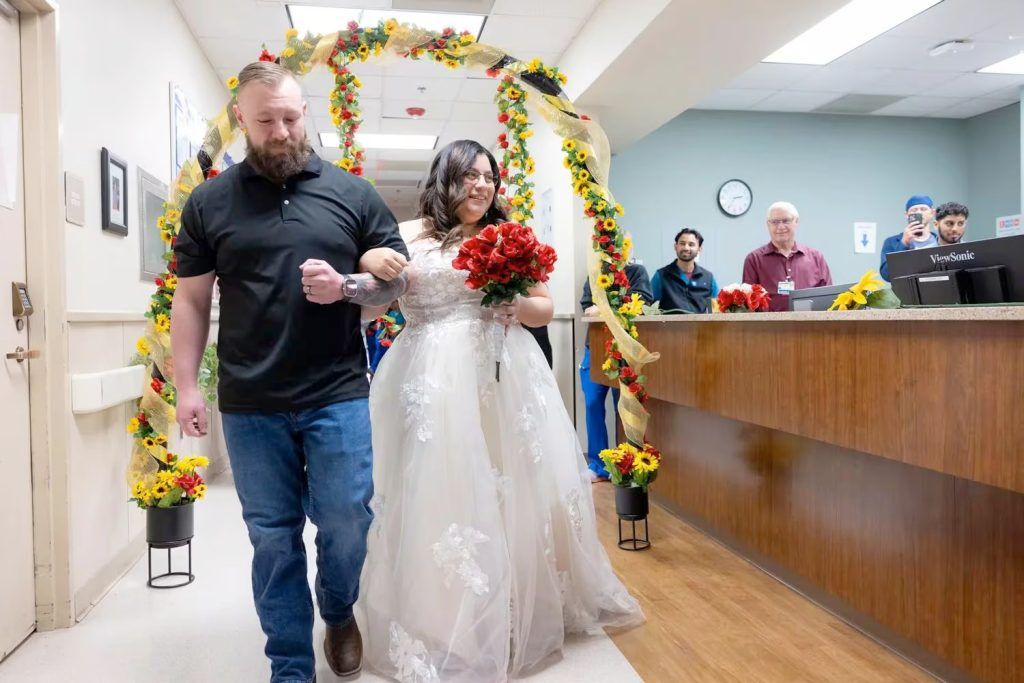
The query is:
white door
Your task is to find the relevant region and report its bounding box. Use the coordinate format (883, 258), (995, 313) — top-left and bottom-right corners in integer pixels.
(0, 5), (37, 661)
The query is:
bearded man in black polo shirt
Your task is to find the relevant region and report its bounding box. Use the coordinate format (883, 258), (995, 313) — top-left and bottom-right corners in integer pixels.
(171, 62), (408, 683)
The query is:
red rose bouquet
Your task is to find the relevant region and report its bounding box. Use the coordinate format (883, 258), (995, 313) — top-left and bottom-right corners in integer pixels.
(453, 222), (557, 304)
(453, 222), (557, 378)
(716, 283), (771, 313)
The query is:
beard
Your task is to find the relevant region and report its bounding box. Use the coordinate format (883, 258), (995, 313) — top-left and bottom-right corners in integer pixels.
(939, 230), (962, 244)
(245, 132), (311, 183)
(677, 252), (696, 262)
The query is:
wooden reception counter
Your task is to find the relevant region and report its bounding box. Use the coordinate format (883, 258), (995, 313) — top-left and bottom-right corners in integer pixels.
(590, 307), (1024, 682)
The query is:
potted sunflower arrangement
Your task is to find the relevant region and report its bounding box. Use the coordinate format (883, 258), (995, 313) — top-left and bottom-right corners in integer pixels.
(128, 409), (209, 546)
(599, 441), (661, 521)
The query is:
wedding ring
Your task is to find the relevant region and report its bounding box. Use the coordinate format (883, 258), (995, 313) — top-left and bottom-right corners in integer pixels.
(303, 285), (311, 295)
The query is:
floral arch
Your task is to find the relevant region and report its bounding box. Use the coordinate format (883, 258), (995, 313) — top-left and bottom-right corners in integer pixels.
(127, 20), (660, 503)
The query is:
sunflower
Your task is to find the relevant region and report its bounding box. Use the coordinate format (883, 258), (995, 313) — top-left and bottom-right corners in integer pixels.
(633, 450), (660, 473)
(226, 76), (239, 90)
(596, 274), (613, 289)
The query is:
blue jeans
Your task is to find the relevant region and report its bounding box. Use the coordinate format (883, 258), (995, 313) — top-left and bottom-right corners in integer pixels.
(221, 399), (374, 683)
(579, 346), (620, 477)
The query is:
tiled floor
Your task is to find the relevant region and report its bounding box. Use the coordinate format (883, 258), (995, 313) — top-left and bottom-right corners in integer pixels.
(0, 475), (642, 683)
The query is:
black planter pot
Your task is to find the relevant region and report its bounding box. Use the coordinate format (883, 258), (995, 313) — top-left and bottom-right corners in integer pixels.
(614, 485), (649, 521)
(146, 502), (195, 547)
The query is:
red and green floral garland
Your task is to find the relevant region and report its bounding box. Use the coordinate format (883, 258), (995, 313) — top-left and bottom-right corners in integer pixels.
(131, 23), (661, 502)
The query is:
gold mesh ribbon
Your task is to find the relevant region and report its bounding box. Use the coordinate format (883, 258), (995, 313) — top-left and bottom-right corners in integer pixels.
(586, 248), (659, 444)
(130, 25), (660, 487)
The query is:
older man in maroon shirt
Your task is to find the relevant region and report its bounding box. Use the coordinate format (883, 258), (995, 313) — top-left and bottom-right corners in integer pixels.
(742, 201), (832, 312)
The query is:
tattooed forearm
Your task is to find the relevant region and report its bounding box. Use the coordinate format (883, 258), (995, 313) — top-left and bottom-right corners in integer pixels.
(341, 271), (410, 306)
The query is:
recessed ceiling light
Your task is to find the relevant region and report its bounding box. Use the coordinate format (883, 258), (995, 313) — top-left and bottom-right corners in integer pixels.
(762, 0), (943, 66)
(287, 5), (485, 40)
(319, 132), (437, 150)
(977, 52), (1024, 75)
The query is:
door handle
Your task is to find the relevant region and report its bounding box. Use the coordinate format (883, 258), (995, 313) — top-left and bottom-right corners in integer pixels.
(5, 346), (40, 363)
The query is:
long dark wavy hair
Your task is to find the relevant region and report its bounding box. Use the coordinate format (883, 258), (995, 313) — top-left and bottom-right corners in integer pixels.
(418, 139), (506, 251)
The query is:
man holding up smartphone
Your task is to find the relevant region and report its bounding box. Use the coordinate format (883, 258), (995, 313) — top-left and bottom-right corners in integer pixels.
(879, 194), (938, 281)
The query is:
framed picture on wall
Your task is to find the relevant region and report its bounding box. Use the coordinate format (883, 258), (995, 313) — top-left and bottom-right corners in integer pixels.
(138, 167), (168, 280)
(169, 82), (205, 182)
(101, 147), (128, 236)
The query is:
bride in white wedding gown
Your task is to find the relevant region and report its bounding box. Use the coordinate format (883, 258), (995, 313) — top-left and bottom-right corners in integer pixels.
(358, 140), (643, 683)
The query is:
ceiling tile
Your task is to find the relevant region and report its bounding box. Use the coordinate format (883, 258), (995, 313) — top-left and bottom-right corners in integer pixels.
(437, 120), (503, 149)
(886, 0), (1022, 39)
(692, 88), (776, 109)
(490, 0), (599, 18)
(459, 77), (502, 103)
(931, 72), (1024, 98)
(174, 0), (289, 40)
(814, 94), (904, 114)
(872, 95), (965, 116)
(383, 76), (464, 101)
(969, 11), (1024, 42)
(928, 98), (1018, 118)
(725, 63), (819, 90)
(750, 91), (843, 113)
(984, 84), (1024, 102)
(448, 101), (502, 121)
(789, 66), (894, 93)
(855, 69), (960, 96)
(381, 99), (455, 119)
(478, 14), (581, 55)
(199, 37), (286, 71)
(378, 118), (446, 136)
(370, 55), (468, 79)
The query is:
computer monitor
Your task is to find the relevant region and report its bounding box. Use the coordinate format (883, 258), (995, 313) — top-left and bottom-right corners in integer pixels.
(787, 283), (856, 311)
(885, 234), (1024, 305)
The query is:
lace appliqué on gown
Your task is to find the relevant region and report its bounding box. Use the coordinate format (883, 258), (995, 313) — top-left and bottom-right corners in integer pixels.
(432, 523), (491, 596)
(388, 623), (439, 683)
(565, 489), (584, 543)
(400, 377), (441, 443)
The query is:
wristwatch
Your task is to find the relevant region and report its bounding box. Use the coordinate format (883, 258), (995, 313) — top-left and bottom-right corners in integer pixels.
(340, 274), (359, 300)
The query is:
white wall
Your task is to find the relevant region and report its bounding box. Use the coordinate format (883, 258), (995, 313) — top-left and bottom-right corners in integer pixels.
(57, 0), (230, 614)
(61, 0), (228, 312)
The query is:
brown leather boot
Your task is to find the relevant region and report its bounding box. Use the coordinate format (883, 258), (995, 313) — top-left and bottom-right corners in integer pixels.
(324, 618), (362, 679)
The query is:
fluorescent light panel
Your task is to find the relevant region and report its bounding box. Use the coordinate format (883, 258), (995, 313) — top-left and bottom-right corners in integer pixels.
(288, 5), (485, 40)
(319, 132), (437, 150)
(977, 53), (1024, 75)
(762, 0), (942, 66)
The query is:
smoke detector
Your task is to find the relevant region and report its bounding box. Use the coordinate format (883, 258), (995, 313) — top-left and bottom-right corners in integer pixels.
(928, 40), (973, 57)
(405, 107), (426, 118)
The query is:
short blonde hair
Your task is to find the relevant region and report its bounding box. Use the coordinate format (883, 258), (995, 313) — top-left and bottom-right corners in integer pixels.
(237, 61), (298, 94)
(766, 201), (799, 220)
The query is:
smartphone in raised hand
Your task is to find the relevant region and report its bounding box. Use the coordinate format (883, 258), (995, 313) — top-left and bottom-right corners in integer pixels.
(907, 212), (925, 238)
